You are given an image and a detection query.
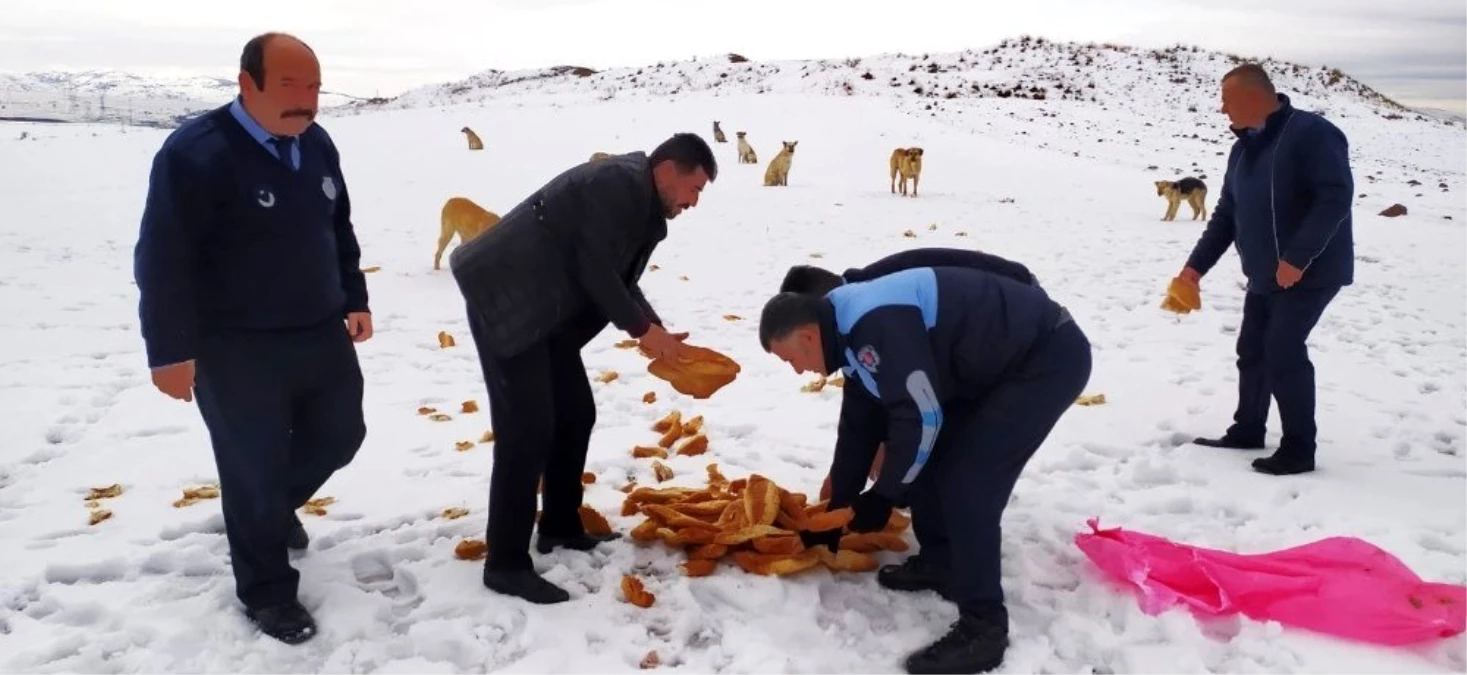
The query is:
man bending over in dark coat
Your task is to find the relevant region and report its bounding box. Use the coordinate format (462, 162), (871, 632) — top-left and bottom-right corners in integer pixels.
(449, 135), (717, 604)
(778, 246), (1042, 501)
(758, 266), (1090, 674)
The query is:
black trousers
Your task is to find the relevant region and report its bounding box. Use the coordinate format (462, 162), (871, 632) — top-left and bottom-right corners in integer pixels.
(904, 318), (1092, 617)
(192, 319), (366, 610)
(1225, 285), (1341, 458)
(467, 307), (603, 571)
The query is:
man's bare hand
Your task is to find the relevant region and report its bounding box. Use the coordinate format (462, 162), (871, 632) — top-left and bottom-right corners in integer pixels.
(638, 323), (685, 360)
(1276, 261), (1303, 289)
(152, 360), (196, 402)
(347, 312), (373, 342)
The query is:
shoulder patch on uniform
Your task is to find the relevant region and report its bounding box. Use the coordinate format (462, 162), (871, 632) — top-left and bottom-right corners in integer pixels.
(856, 345), (879, 373)
(321, 175), (337, 201)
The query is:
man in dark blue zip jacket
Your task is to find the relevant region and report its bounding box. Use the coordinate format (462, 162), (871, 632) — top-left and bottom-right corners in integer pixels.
(759, 266), (1091, 674)
(133, 33), (370, 645)
(1175, 63), (1353, 476)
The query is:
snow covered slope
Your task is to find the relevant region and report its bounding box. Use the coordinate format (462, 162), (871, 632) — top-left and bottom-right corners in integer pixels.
(0, 69), (358, 127)
(0, 38), (1463, 673)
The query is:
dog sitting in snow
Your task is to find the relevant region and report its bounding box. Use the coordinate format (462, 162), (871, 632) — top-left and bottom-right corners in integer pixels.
(461, 126), (484, 151)
(435, 196), (501, 270)
(736, 131), (757, 164)
(889, 147), (924, 197)
(712, 121), (727, 143)
(763, 141), (798, 186)
(1155, 177), (1208, 221)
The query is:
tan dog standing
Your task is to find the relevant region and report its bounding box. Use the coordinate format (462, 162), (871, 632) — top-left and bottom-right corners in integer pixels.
(763, 141), (798, 186)
(1155, 177), (1208, 220)
(712, 120), (727, 143)
(461, 126), (484, 151)
(736, 131), (757, 164)
(436, 196), (501, 270)
(890, 146), (924, 196)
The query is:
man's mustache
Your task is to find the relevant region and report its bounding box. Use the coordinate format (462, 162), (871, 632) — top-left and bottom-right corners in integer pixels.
(282, 109), (315, 119)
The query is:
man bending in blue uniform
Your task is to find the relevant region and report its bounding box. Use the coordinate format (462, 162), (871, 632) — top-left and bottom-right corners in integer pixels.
(758, 265), (1091, 674)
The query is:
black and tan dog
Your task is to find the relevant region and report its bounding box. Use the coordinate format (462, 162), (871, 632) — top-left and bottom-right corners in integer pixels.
(1155, 177), (1208, 221)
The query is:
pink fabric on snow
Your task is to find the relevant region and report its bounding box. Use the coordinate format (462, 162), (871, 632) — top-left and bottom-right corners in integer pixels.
(1074, 518), (1466, 646)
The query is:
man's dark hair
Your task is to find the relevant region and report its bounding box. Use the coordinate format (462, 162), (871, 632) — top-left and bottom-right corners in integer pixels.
(779, 265), (844, 296)
(650, 133), (718, 182)
(1222, 63), (1275, 95)
(758, 292), (824, 351)
(240, 32), (314, 90)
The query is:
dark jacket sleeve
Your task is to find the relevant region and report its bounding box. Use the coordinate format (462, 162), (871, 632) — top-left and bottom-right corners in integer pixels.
(1185, 149), (1239, 276)
(133, 145), (209, 369)
(843, 306), (944, 503)
(564, 172), (655, 338)
(325, 141), (369, 315)
(845, 248), (1037, 286)
(1281, 122), (1353, 273)
(630, 283), (663, 327)
(826, 385), (887, 509)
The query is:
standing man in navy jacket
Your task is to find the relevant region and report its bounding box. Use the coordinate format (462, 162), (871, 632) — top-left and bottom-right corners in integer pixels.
(133, 32), (371, 644)
(1175, 63), (1353, 476)
(759, 266), (1091, 674)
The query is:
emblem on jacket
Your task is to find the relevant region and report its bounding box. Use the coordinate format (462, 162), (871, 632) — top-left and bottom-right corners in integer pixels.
(322, 176), (337, 201)
(856, 345), (880, 373)
(255, 187), (276, 208)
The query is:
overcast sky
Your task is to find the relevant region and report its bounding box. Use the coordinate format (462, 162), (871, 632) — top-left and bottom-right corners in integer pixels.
(2, 0), (1463, 112)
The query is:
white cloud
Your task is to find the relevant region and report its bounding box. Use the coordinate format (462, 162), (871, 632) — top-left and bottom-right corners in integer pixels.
(0, 0), (1460, 109)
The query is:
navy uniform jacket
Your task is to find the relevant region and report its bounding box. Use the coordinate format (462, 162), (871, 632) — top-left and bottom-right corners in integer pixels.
(1185, 93), (1354, 293)
(817, 266), (1065, 508)
(133, 99), (369, 368)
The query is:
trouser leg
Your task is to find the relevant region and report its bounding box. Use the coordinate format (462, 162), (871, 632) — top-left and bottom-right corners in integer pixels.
(1264, 285), (1341, 460)
(284, 321), (367, 508)
(1226, 292), (1271, 444)
(467, 308), (556, 572)
(194, 333), (297, 610)
(537, 334), (597, 536)
(939, 321), (1093, 618)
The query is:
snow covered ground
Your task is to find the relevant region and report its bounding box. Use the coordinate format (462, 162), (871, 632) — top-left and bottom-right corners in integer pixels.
(0, 44), (1464, 673)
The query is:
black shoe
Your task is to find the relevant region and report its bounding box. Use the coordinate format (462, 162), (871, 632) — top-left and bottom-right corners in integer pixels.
(483, 567), (571, 604)
(877, 555), (950, 595)
(904, 611), (1010, 674)
(535, 531), (621, 555)
(245, 600), (316, 645)
(1192, 435), (1265, 450)
(286, 514), (309, 551)
(1252, 453), (1315, 475)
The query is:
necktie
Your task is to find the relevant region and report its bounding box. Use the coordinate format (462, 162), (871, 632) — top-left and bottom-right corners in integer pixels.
(268, 136), (296, 170)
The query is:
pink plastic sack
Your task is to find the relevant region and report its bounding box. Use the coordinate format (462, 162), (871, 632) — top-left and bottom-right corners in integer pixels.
(1075, 518), (1466, 646)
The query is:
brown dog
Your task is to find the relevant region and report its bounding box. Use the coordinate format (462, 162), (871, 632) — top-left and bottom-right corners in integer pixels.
(461, 126), (483, 151)
(889, 147), (924, 196)
(736, 131), (757, 164)
(712, 120), (727, 143)
(1155, 177), (1208, 220)
(589, 151), (614, 163)
(436, 196), (501, 270)
(763, 141), (798, 186)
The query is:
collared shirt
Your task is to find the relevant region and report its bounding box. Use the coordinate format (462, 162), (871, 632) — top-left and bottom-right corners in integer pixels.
(228, 97), (301, 170)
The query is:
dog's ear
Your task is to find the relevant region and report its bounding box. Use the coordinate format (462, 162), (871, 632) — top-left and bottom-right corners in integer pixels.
(912, 147), (924, 156)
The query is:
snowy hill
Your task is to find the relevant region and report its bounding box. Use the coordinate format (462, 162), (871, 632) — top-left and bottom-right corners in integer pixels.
(0, 37), (1464, 674)
(0, 69), (359, 127)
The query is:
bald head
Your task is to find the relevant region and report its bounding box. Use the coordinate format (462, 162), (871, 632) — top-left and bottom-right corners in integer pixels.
(237, 32), (321, 136)
(1219, 62), (1280, 130)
